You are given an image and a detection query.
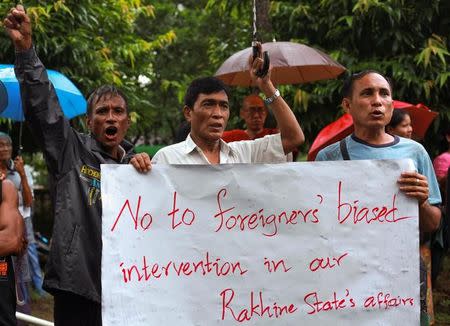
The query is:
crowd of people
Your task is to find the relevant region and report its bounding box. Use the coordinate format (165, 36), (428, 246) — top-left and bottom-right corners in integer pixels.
(1, 3), (449, 326)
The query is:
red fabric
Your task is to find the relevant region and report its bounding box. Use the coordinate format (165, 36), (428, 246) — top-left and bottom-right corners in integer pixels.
(222, 128), (279, 142)
(307, 113), (354, 161)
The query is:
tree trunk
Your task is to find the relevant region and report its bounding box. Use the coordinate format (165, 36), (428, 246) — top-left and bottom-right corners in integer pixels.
(255, 0), (273, 42)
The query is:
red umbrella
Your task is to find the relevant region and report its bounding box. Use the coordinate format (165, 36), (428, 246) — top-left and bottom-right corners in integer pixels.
(307, 100), (439, 161)
(215, 41), (346, 86)
(392, 100), (439, 139)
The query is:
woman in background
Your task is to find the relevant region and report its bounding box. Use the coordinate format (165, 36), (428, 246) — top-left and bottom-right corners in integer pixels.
(386, 109), (413, 138)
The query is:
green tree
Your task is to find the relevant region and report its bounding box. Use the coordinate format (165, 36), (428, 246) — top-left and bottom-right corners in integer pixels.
(135, 0), (253, 143)
(270, 0), (450, 155)
(0, 0), (175, 143)
(1, 0), (449, 155)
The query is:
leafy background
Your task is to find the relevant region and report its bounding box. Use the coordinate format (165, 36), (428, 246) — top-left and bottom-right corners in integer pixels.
(0, 0), (449, 157)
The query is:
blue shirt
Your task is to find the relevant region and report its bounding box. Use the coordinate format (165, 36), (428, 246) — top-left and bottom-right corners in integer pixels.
(316, 134), (441, 205)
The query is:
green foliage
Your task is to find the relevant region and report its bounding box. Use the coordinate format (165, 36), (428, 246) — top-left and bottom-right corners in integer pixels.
(0, 0), (174, 140)
(22, 152), (48, 187)
(269, 0), (450, 154)
(1, 0), (449, 157)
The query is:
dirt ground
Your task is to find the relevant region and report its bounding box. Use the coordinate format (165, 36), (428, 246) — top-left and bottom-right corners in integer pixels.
(434, 253), (450, 325)
(28, 253), (450, 325)
(29, 291), (53, 322)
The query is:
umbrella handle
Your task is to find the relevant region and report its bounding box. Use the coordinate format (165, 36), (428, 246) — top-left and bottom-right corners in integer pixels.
(17, 122), (23, 156)
(255, 51), (270, 78)
(251, 42), (270, 78)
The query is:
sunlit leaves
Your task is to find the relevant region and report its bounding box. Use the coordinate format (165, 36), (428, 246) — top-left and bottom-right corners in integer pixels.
(416, 34), (450, 68)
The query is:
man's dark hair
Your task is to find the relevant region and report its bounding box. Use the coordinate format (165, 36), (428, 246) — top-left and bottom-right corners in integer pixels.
(184, 77), (231, 109)
(86, 85), (128, 116)
(386, 109), (409, 129)
(341, 70), (393, 98)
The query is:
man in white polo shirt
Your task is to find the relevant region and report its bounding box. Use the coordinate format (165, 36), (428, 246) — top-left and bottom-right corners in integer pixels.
(153, 44), (304, 164)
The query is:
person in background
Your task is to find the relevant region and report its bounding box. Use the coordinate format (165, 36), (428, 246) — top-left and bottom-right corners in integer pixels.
(0, 175), (26, 326)
(433, 127), (450, 190)
(222, 94), (278, 142)
(431, 127), (450, 286)
(19, 160), (47, 297)
(386, 109), (412, 139)
(0, 132), (33, 321)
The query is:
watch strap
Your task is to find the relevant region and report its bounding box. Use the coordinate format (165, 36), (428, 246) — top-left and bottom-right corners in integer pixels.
(264, 89), (280, 105)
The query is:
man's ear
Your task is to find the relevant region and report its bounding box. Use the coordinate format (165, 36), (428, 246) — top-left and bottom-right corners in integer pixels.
(446, 134), (450, 143)
(341, 98), (351, 113)
(86, 115), (92, 132)
(183, 106), (192, 122)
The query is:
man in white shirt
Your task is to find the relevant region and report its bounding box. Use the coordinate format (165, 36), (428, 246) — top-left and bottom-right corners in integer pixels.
(153, 43), (304, 164)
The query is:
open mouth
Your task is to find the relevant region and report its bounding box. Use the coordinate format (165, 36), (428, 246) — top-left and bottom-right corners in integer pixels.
(105, 126), (118, 138)
(371, 110), (384, 118)
(209, 123), (223, 130)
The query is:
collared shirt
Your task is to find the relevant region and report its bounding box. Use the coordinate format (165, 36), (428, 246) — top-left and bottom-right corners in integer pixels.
(152, 133), (287, 164)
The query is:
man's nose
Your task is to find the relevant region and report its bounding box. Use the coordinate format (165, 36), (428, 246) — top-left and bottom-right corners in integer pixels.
(211, 104), (224, 117)
(106, 109), (116, 121)
(371, 93), (383, 106)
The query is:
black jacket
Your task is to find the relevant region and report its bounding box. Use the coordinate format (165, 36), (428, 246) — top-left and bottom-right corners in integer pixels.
(15, 48), (133, 303)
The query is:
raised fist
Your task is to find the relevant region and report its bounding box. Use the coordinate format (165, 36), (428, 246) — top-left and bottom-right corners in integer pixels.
(3, 5), (32, 52)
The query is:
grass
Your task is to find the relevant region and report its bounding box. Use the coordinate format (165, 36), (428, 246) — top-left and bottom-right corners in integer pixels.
(29, 290), (53, 322)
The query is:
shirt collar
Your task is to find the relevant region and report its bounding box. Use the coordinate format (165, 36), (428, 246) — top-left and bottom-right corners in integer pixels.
(88, 134), (129, 162)
(184, 134), (235, 158)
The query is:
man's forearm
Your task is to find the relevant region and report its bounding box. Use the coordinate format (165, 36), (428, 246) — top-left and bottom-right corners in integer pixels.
(15, 47), (71, 175)
(419, 201), (441, 233)
(19, 173), (33, 207)
(259, 84), (305, 154)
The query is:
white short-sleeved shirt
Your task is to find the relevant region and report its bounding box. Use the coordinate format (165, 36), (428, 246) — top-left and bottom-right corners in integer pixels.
(152, 133), (287, 164)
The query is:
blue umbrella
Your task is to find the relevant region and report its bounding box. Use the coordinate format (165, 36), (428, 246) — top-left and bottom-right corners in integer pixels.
(0, 64), (87, 121)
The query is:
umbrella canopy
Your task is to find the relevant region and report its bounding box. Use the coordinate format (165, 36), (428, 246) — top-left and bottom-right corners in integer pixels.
(307, 112), (354, 161)
(307, 100), (439, 161)
(0, 64), (86, 121)
(215, 41), (346, 86)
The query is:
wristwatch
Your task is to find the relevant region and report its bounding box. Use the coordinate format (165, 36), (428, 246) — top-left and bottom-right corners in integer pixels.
(264, 89), (280, 105)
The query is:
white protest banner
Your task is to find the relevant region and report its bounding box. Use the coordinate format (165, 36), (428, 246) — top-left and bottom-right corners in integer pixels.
(101, 159), (419, 325)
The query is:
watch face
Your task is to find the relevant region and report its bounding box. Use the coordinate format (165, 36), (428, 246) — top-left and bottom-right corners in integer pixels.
(264, 89), (280, 105)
